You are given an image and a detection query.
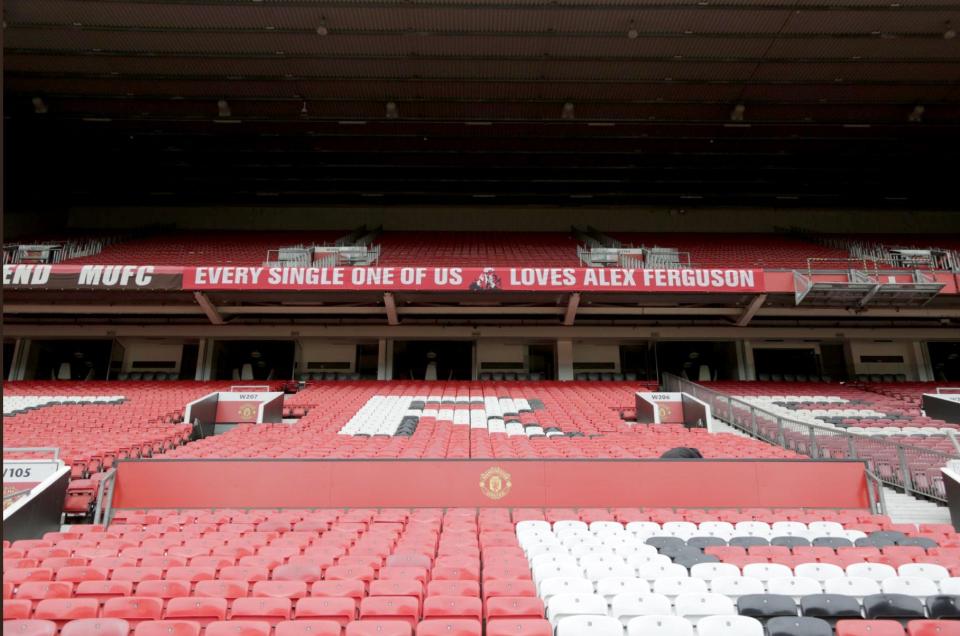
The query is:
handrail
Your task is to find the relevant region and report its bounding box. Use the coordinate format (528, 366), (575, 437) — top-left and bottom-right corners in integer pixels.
(662, 373), (956, 502)
(3, 488), (33, 501)
(93, 468), (117, 526)
(3, 446), (61, 460)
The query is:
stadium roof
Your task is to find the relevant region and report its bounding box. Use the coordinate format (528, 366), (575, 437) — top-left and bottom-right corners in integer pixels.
(4, 0), (960, 207)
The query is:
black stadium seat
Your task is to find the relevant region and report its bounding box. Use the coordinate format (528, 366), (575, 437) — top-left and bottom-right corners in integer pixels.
(861, 594), (926, 621)
(925, 595), (960, 620)
(765, 616), (834, 636)
(800, 594), (863, 624)
(737, 594), (799, 621)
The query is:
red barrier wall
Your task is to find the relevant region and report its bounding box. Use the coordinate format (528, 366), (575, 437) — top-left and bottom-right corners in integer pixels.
(112, 459), (871, 510)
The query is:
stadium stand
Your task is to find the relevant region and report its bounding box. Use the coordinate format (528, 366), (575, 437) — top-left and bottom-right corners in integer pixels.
(62, 232), (348, 267)
(609, 233), (855, 270)
(375, 232), (582, 268)
(4, 508), (960, 635)
(162, 381), (799, 460)
(4, 2), (960, 635)
(24, 230), (952, 271)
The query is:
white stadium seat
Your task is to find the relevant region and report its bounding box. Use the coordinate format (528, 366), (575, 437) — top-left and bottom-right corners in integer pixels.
(767, 576), (824, 600)
(794, 562), (845, 582)
(696, 615), (764, 636)
(691, 562), (741, 581)
(539, 576), (595, 601)
(546, 592), (608, 624)
(627, 615), (694, 636)
(899, 563), (950, 581)
(710, 576), (766, 600)
(556, 615), (625, 636)
(846, 562), (897, 582)
(824, 576), (881, 599)
(674, 593), (737, 624)
(880, 575), (940, 597)
(596, 577), (652, 603)
(610, 593), (672, 625)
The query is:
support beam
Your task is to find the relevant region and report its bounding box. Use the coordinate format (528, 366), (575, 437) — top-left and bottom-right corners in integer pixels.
(384, 292), (399, 326)
(193, 291), (225, 325)
(563, 292), (581, 326)
(736, 294), (768, 327)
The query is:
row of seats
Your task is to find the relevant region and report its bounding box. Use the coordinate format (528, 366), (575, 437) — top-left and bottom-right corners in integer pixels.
(2, 381), (238, 517)
(5, 509), (960, 636)
(47, 230), (950, 270)
(164, 381), (792, 459)
(517, 518), (960, 635)
(5, 617), (960, 636)
(478, 373), (544, 381)
(114, 374), (181, 382)
(297, 374), (363, 382)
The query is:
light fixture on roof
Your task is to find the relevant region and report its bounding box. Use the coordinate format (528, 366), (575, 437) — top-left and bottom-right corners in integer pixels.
(730, 103), (745, 122)
(385, 101), (399, 119)
(561, 102), (575, 120)
(945, 22), (956, 39)
(300, 100), (309, 116)
(32, 97), (47, 114)
(627, 20), (638, 39)
(316, 25), (329, 36)
(908, 104), (925, 123)
(217, 99), (231, 117)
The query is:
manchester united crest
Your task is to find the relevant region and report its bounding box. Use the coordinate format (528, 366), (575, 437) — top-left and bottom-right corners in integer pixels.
(238, 405), (257, 420)
(479, 466), (512, 500)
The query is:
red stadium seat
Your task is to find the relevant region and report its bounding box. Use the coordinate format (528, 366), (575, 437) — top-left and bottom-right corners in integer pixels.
(425, 581), (479, 598)
(102, 597), (164, 626)
(61, 618), (132, 636)
(134, 581), (192, 601)
(33, 599), (100, 627)
(204, 621), (272, 636)
(836, 621), (907, 636)
(907, 622), (960, 636)
(163, 597), (228, 625)
(1, 620), (59, 636)
(192, 581), (249, 600)
(485, 619), (553, 636)
(293, 597), (357, 625)
(415, 620), (481, 636)
(74, 581), (135, 605)
(310, 580), (365, 603)
(345, 621), (412, 636)
(369, 580), (423, 604)
(421, 597), (481, 622)
(484, 597), (545, 621)
(271, 564), (323, 584)
(4, 599), (34, 620)
(229, 598), (292, 625)
(7, 569), (54, 584)
(133, 621), (201, 636)
(358, 596), (420, 629)
(274, 621), (342, 636)
(481, 580), (536, 603)
(251, 581), (307, 600)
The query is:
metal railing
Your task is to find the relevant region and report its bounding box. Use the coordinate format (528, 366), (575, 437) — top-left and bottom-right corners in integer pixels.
(662, 373), (957, 503)
(93, 468), (117, 526)
(577, 245), (692, 269)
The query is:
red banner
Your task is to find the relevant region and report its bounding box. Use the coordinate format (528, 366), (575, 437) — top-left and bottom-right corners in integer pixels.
(184, 266), (763, 292)
(3, 264), (764, 293)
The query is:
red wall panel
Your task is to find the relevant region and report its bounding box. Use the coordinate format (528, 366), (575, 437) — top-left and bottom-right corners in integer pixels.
(111, 459), (871, 511)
